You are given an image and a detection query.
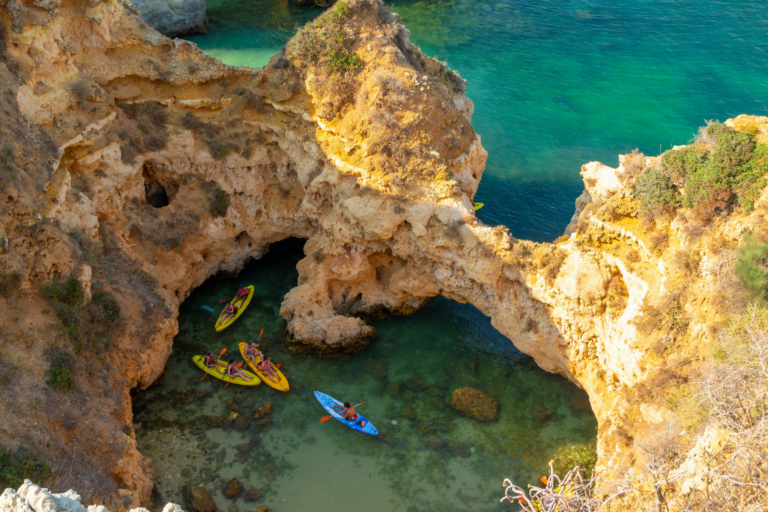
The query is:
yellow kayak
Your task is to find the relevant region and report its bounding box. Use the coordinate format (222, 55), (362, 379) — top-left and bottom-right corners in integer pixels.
(239, 342), (289, 392)
(192, 356), (260, 386)
(215, 285), (254, 332)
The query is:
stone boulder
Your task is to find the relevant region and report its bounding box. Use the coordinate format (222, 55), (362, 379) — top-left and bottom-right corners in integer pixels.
(222, 478), (242, 500)
(243, 488), (262, 503)
(249, 507), (269, 512)
(449, 387), (500, 422)
(130, 0), (207, 37)
(181, 486), (216, 512)
(251, 402), (273, 419)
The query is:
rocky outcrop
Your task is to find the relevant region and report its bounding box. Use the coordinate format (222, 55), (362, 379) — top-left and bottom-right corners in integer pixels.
(130, 0), (207, 37)
(449, 387), (500, 422)
(0, 481), (183, 512)
(2, 0), (768, 506)
(180, 486), (214, 512)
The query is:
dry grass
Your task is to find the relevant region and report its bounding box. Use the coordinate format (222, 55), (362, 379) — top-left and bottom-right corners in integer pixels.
(502, 304), (768, 511)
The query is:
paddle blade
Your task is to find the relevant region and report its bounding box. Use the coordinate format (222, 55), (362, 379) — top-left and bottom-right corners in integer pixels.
(220, 348), (227, 355)
(200, 371), (208, 381)
(219, 299), (227, 303)
(276, 363), (281, 368)
(258, 328), (264, 339)
(321, 416), (332, 423)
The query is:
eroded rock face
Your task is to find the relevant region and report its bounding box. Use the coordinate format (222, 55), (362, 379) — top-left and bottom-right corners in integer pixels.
(130, 0), (208, 37)
(449, 387), (500, 422)
(2, 0), (768, 505)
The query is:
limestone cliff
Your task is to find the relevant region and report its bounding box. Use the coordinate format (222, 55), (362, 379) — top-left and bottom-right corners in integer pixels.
(1, 0), (767, 507)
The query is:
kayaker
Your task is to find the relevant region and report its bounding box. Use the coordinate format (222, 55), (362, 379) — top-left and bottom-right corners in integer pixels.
(219, 302), (238, 322)
(226, 359), (253, 382)
(332, 402), (366, 427)
(203, 350), (226, 372)
(256, 356), (280, 384)
(236, 284), (250, 300)
(243, 342), (264, 368)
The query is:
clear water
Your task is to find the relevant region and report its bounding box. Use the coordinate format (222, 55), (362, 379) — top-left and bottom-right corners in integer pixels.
(134, 240), (596, 511)
(186, 0), (768, 241)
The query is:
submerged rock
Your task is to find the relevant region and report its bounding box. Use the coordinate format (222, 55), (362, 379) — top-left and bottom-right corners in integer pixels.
(252, 403), (273, 419)
(425, 434), (447, 450)
(532, 410), (554, 427)
(384, 382), (401, 398)
(182, 485), (216, 512)
(449, 387), (500, 422)
(243, 488), (262, 503)
(405, 375), (428, 391)
(235, 443), (251, 455)
(233, 415), (250, 432)
(222, 478), (243, 500)
(249, 506), (269, 512)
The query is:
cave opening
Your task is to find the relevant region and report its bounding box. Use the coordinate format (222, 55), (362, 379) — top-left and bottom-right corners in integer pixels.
(131, 236), (596, 511)
(142, 164), (172, 208)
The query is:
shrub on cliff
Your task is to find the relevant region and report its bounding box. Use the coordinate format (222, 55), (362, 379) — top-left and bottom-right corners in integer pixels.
(210, 187), (229, 217)
(633, 169), (678, 213)
(736, 232), (768, 303)
(288, 1), (363, 72)
(0, 272), (19, 298)
(0, 446), (50, 489)
(47, 350), (74, 390)
(42, 278), (121, 352)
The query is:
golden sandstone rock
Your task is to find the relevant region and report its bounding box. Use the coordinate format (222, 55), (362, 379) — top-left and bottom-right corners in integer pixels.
(2, 0), (768, 506)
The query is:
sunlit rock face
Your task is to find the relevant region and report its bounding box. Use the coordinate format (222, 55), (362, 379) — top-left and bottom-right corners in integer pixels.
(3, 0), (768, 505)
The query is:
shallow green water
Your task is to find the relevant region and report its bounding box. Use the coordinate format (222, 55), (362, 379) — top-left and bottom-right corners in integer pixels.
(186, 0), (768, 241)
(134, 240), (596, 511)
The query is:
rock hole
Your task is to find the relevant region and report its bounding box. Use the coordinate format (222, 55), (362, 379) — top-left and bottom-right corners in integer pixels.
(142, 163), (178, 209)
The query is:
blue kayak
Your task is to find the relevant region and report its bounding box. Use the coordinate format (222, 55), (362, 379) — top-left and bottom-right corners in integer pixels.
(314, 391), (378, 436)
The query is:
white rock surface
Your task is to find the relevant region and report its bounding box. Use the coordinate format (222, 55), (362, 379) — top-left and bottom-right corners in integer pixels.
(0, 481), (185, 512)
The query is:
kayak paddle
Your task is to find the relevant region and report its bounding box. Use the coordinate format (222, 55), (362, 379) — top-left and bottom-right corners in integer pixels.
(201, 348), (227, 381)
(321, 401), (368, 423)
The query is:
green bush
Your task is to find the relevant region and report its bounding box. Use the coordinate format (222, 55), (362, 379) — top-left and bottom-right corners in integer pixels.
(288, 1), (363, 73)
(735, 234), (768, 303)
(0, 273), (19, 298)
(633, 123), (768, 216)
(736, 143), (768, 212)
(41, 277), (84, 307)
(48, 365), (73, 390)
(210, 187), (229, 217)
(0, 446), (50, 489)
(660, 145), (708, 185)
(633, 169), (679, 212)
(42, 279), (121, 352)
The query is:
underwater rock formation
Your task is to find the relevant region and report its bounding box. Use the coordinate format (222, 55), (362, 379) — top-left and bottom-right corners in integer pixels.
(449, 387), (500, 422)
(2, 0), (768, 505)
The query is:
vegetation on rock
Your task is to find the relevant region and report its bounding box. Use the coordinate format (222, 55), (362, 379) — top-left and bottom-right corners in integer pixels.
(42, 277), (121, 352)
(633, 123), (768, 218)
(288, 1), (363, 72)
(0, 446), (51, 489)
(47, 349), (75, 390)
(736, 232), (768, 303)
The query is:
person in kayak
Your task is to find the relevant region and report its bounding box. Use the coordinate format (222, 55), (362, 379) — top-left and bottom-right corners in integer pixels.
(219, 302), (238, 322)
(243, 342), (264, 368)
(236, 284), (251, 300)
(256, 356), (281, 384)
(226, 359), (253, 382)
(203, 350), (227, 372)
(332, 402), (366, 427)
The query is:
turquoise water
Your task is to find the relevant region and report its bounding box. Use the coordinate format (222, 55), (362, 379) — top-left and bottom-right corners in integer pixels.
(133, 240), (596, 511)
(186, 0), (768, 241)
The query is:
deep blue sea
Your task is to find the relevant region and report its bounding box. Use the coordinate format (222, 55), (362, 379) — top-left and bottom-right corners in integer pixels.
(132, 2), (768, 511)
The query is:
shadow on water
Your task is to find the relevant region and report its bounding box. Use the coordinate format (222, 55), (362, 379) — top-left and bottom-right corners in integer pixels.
(133, 239), (597, 512)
